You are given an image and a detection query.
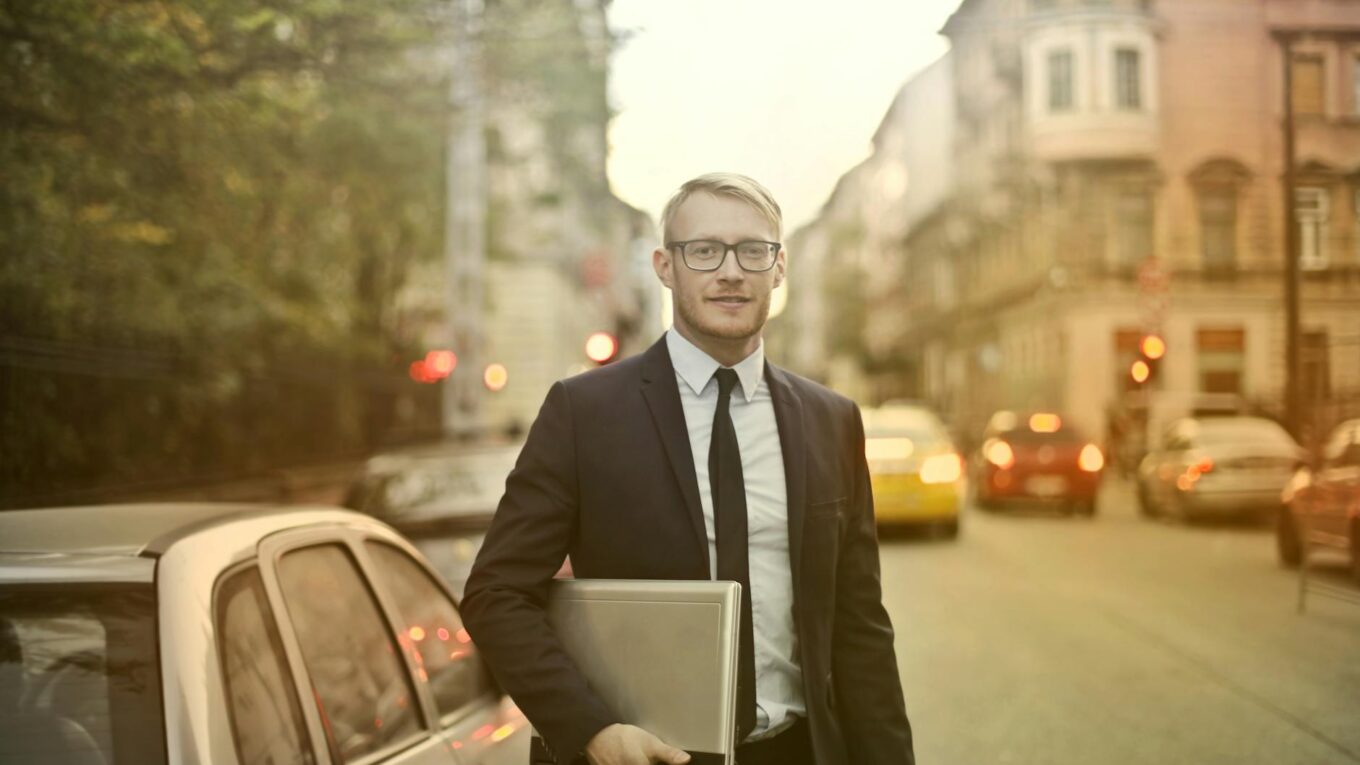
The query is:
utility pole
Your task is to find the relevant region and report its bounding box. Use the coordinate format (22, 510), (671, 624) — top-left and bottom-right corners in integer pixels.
(444, 0), (486, 439)
(1277, 31), (1302, 438)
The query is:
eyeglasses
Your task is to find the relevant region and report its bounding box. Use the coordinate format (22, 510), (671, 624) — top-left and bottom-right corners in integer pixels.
(666, 240), (781, 272)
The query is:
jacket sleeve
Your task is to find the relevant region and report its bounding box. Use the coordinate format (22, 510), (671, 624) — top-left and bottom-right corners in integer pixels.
(831, 402), (916, 764)
(460, 380), (619, 759)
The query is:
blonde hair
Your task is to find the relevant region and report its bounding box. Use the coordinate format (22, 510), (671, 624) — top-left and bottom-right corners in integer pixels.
(660, 173), (784, 243)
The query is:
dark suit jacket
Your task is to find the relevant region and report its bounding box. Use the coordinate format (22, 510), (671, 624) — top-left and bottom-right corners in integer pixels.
(461, 336), (914, 764)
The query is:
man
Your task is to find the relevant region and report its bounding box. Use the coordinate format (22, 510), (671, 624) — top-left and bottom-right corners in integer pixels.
(461, 173), (914, 765)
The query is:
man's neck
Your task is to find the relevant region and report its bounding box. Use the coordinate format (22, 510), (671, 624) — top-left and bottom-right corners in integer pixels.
(671, 322), (761, 368)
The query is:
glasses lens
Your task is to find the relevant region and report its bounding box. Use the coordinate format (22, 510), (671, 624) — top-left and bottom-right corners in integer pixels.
(736, 242), (775, 270)
(683, 241), (725, 269)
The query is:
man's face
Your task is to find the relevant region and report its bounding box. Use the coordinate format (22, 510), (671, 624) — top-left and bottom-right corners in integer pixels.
(653, 192), (786, 349)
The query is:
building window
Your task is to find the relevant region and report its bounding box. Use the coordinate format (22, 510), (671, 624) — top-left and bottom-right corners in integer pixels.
(1115, 49), (1142, 109)
(1295, 187), (1329, 270)
(1198, 187), (1237, 275)
(1291, 54), (1325, 116)
(1353, 55), (1360, 114)
(1113, 188), (1153, 271)
(1048, 49), (1074, 112)
(1197, 327), (1245, 395)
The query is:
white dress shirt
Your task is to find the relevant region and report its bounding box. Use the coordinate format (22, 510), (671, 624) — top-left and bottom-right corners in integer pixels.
(665, 328), (806, 741)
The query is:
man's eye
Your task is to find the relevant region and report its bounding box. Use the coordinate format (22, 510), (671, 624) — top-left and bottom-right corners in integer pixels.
(691, 244), (721, 257)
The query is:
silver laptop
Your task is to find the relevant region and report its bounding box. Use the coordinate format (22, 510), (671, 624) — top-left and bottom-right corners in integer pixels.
(535, 579), (741, 764)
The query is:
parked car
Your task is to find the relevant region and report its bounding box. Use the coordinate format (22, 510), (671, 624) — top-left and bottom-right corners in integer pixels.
(1137, 416), (1305, 523)
(971, 411), (1105, 516)
(862, 404), (964, 537)
(345, 442), (521, 536)
(0, 503), (529, 765)
(1278, 419), (1360, 580)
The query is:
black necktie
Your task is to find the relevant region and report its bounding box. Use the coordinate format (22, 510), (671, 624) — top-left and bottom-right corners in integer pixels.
(710, 368), (757, 740)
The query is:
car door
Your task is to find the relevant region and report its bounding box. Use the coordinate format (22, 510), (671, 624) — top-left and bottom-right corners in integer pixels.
(263, 534), (455, 765)
(359, 539), (530, 765)
(1314, 425), (1360, 544)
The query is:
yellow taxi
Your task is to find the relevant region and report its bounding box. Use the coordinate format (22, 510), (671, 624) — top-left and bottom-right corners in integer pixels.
(863, 404), (964, 537)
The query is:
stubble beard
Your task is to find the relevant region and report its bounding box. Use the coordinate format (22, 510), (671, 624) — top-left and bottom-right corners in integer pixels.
(676, 289), (771, 344)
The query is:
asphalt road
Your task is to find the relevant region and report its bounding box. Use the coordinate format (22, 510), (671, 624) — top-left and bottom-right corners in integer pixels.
(884, 478), (1360, 765)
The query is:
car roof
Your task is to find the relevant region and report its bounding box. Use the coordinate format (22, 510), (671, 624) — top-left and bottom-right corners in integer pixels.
(864, 405), (945, 429)
(0, 503), (351, 558)
(1181, 414), (1284, 429)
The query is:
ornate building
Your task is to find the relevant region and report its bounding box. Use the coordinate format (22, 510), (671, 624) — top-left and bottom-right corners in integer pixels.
(875, 0), (1360, 446)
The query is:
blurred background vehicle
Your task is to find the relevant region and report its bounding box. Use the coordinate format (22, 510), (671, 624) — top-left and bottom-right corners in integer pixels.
(343, 442), (523, 595)
(1108, 392), (1248, 477)
(971, 411), (1105, 517)
(1137, 416), (1305, 524)
(862, 403), (964, 538)
(344, 442), (520, 536)
(0, 504), (528, 765)
(1278, 419), (1360, 580)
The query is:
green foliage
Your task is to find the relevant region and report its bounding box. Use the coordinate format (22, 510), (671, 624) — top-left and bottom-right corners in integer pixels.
(0, 0), (453, 505)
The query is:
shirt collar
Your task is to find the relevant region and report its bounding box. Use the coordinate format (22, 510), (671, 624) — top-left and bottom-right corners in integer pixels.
(666, 327), (764, 403)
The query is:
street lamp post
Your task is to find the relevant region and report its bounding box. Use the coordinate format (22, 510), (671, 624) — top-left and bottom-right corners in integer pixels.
(444, 0), (486, 439)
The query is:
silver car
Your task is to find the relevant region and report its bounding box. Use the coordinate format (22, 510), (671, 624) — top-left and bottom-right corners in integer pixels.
(1137, 416), (1305, 522)
(0, 504), (529, 765)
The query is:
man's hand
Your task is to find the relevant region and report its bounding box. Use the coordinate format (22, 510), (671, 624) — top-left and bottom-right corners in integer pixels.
(584, 724), (691, 765)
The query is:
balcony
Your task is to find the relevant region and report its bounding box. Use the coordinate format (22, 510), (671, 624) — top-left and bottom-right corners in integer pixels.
(1023, 3), (1159, 162)
(1029, 111), (1159, 162)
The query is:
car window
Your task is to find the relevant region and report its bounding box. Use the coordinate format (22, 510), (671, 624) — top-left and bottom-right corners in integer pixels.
(364, 542), (496, 718)
(277, 544), (422, 762)
(0, 586), (165, 765)
(1323, 427), (1360, 468)
(1196, 418), (1295, 447)
(217, 567), (314, 765)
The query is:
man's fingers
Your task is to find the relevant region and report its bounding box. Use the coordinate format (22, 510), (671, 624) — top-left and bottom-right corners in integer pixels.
(645, 738), (691, 765)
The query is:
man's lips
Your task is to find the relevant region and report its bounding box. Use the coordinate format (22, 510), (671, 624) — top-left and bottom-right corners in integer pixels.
(707, 296), (750, 304)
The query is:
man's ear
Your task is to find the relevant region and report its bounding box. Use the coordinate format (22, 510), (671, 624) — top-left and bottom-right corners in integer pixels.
(772, 248), (787, 290)
(653, 247), (674, 289)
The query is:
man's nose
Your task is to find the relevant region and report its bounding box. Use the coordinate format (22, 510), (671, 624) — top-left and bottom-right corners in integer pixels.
(715, 247), (746, 281)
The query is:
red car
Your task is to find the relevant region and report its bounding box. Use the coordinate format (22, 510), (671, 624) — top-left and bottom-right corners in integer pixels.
(1279, 418), (1360, 580)
(971, 411), (1106, 516)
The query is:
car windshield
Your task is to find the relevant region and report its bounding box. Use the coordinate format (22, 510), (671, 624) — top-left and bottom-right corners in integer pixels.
(1195, 418), (1295, 446)
(0, 585), (166, 765)
(1000, 419), (1087, 445)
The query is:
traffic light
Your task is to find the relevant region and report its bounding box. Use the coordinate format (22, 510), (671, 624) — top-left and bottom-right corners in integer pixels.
(1130, 359), (1151, 384)
(585, 332), (619, 365)
(1129, 334), (1164, 387)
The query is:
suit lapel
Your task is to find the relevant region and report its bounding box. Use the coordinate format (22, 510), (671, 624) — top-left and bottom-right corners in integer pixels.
(766, 362), (807, 598)
(639, 338), (711, 576)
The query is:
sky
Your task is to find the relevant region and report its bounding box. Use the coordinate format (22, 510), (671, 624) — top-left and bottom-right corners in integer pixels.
(605, 0), (966, 236)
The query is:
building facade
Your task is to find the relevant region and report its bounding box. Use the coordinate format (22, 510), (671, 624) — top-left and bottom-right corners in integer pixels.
(771, 54), (956, 401)
(397, 0), (654, 434)
(878, 0), (1360, 449)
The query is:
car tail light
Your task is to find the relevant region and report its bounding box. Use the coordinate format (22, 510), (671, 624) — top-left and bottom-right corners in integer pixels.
(920, 454), (963, 484)
(1177, 457), (1215, 491)
(1078, 443), (1104, 472)
(984, 439), (1015, 470)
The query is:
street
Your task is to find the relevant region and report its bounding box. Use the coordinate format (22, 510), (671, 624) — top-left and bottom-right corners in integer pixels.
(885, 479), (1360, 765)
